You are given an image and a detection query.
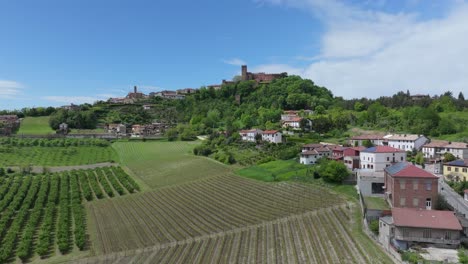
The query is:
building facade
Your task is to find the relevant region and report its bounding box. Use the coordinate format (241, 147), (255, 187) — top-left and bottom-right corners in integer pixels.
(261, 130), (282, 144)
(239, 129), (262, 142)
(384, 163), (438, 209)
(385, 134), (428, 151)
(444, 159), (468, 181)
(360, 146), (406, 172)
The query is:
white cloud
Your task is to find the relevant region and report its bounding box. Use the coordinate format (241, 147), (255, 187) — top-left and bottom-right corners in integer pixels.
(254, 0), (468, 98)
(0, 80), (24, 98)
(223, 58), (247, 66)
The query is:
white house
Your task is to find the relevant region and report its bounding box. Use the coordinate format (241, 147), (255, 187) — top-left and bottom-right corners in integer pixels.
(239, 129), (263, 142)
(385, 134), (428, 151)
(281, 110), (312, 130)
(300, 146), (332, 165)
(422, 140), (449, 159)
(261, 130), (282, 144)
(349, 134), (386, 147)
(360, 146), (406, 172)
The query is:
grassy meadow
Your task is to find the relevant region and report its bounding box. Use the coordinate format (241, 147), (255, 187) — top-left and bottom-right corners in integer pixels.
(17, 116), (54, 135)
(112, 141), (232, 189)
(235, 159), (309, 182)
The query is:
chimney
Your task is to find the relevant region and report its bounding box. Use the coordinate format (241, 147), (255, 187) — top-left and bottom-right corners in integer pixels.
(134, 86), (137, 93)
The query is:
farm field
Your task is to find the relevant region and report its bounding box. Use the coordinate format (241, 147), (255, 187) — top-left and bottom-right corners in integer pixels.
(0, 138), (117, 167)
(0, 167), (139, 263)
(17, 116), (54, 135)
(112, 141), (232, 188)
(0, 146), (117, 167)
(84, 175), (392, 263)
(235, 159), (309, 182)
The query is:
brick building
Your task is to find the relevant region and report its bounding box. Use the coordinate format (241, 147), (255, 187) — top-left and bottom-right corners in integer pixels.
(384, 163), (438, 210)
(241, 65), (287, 83)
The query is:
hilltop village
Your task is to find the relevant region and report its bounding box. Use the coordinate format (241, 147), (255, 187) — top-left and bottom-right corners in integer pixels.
(0, 65), (468, 263)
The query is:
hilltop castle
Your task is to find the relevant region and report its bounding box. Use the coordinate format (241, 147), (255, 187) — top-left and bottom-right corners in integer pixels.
(240, 65), (287, 83)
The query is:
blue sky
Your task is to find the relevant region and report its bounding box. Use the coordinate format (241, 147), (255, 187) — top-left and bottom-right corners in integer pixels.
(0, 0), (467, 109)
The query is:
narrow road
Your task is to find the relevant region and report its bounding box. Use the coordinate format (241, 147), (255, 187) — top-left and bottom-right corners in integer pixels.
(440, 180), (468, 217)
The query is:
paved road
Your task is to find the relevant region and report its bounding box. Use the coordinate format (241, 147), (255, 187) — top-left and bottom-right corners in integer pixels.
(440, 180), (468, 217)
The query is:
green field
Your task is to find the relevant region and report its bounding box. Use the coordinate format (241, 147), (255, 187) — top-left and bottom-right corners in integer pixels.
(0, 146), (117, 167)
(17, 116), (54, 135)
(364, 196), (390, 210)
(112, 141), (232, 189)
(235, 159), (309, 182)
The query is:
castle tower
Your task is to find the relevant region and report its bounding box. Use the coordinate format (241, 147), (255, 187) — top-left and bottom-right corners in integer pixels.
(241, 65), (248, 81)
(134, 86), (137, 93)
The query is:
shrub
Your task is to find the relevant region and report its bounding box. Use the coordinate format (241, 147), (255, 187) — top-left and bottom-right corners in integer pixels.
(369, 220), (379, 235)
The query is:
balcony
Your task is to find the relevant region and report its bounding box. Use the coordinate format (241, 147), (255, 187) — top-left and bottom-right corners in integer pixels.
(395, 235), (460, 245)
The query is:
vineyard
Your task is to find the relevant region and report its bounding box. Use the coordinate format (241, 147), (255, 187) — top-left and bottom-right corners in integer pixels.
(0, 166), (139, 263)
(0, 138), (117, 166)
(83, 175), (392, 263)
(112, 141), (232, 188)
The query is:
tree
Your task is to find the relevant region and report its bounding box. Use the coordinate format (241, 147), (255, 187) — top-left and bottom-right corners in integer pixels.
(444, 152), (456, 162)
(318, 160), (350, 183)
(354, 102), (365, 112)
(362, 139), (374, 148)
(459, 92), (465, 101)
(414, 152), (424, 165)
(434, 194), (450, 210)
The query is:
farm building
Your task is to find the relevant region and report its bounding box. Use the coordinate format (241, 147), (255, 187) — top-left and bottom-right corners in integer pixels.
(379, 208), (462, 250)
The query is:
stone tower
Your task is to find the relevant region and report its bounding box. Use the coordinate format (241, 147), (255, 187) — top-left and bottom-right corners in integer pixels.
(134, 86), (137, 93)
(241, 65), (248, 81)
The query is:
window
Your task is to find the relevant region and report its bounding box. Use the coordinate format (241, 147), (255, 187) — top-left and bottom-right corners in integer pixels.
(455, 168), (459, 172)
(445, 231), (451, 240)
(413, 180), (418, 190)
(423, 229), (431, 239)
(400, 180), (406, 190)
(448, 167), (452, 171)
(413, 198), (419, 207)
(426, 181), (432, 191)
(387, 157), (390, 161)
(402, 228), (409, 237)
(401, 157), (404, 161)
(400, 197), (406, 206)
(463, 168), (467, 173)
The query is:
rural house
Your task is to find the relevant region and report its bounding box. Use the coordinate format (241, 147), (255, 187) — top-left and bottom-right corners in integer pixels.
(239, 129), (263, 142)
(261, 130), (282, 144)
(343, 146), (366, 170)
(384, 163), (438, 210)
(349, 134), (386, 147)
(384, 134), (428, 151)
(360, 146), (406, 172)
(299, 144), (332, 165)
(444, 159), (468, 181)
(379, 208), (462, 250)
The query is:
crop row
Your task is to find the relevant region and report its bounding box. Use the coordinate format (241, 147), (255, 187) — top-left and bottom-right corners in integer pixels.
(88, 175), (343, 253)
(75, 206), (390, 264)
(0, 167), (140, 261)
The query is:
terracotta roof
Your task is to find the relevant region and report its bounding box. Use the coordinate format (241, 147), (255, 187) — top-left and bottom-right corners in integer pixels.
(239, 129), (262, 134)
(262, 130), (279, 135)
(303, 143), (324, 148)
(350, 134), (385, 140)
(423, 140), (450, 148)
(362, 146), (405, 153)
(385, 162), (437, 178)
(301, 150), (318, 155)
(464, 190), (468, 194)
(283, 117), (302, 122)
(445, 159), (468, 167)
(386, 134), (426, 141)
(352, 146), (366, 151)
(315, 147), (331, 152)
(446, 142), (468, 149)
(392, 208), (462, 231)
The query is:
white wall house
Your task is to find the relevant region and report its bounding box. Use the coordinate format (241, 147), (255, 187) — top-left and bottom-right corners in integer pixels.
(261, 130), (282, 144)
(423, 140), (468, 159)
(360, 146), (407, 172)
(385, 134), (428, 151)
(349, 134), (386, 147)
(300, 147), (332, 165)
(239, 129), (263, 142)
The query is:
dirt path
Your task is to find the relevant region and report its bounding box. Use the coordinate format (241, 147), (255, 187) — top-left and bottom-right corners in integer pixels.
(7, 162), (119, 174)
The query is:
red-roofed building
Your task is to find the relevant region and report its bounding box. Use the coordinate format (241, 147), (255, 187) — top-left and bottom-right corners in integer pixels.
(349, 134), (386, 147)
(384, 163), (438, 209)
(239, 129), (263, 142)
(379, 208), (462, 250)
(360, 146), (407, 172)
(343, 146), (365, 170)
(261, 130), (282, 144)
(299, 145), (332, 165)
